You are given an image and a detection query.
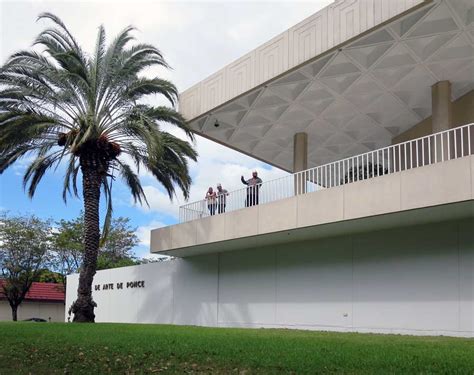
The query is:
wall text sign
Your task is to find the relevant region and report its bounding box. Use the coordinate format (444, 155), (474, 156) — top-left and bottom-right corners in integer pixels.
(94, 280), (145, 291)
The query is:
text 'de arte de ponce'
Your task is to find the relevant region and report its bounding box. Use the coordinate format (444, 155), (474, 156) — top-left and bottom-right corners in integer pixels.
(94, 280), (145, 291)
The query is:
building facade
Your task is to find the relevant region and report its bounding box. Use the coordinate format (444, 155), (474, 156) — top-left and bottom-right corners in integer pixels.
(66, 0), (473, 337)
(1, 282), (65, 322)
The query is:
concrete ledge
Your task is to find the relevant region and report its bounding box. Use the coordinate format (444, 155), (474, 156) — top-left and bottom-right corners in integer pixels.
(224, 206), (259, 239)
(196, 215), (226, 245)
(171, 221), (197, 249)
(401, 156), (471, 210)
(150, 226), (172, 252)
(297, 186), (344, 227)
(344, 172), (401, 220)
(258, 196), (297, 234)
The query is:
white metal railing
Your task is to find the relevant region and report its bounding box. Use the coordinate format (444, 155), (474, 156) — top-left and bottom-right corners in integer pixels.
(179, 123), (473, 223)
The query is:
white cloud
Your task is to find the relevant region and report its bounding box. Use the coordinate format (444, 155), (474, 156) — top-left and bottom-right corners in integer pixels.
(134, 219), (169, 260)
(136, 185), (181, 218)
(135, 219), (166, 247)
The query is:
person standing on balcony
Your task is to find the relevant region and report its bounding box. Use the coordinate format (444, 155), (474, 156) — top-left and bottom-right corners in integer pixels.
(205, 187), (217, 216)
(216, 183), (229, 214)
(241, 171), (262, 207)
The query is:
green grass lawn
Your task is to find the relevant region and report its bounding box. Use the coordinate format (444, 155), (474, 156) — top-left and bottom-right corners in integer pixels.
(0, 322), (472, 374)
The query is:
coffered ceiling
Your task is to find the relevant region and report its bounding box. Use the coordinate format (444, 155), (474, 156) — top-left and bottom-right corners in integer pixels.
(186, 0), (474, 171)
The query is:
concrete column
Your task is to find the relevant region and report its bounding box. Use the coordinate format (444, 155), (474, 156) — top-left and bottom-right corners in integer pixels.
(431, 81), (453, 162)
(432, 80), (452, 133)
(293, 132), (308, 195)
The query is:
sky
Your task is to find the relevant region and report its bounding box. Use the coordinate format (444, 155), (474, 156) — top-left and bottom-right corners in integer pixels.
(0, 0), (332, 258)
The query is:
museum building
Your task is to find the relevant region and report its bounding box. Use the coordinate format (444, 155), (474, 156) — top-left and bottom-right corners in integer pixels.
(66, 0), (474, 337)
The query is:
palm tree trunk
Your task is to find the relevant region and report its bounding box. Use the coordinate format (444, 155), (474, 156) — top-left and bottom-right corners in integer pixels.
(11, 304), (18, 321)
(72, 162), (102, 322)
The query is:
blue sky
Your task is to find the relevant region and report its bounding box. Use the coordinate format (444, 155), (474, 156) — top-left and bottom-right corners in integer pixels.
(0, 0), (331, 258)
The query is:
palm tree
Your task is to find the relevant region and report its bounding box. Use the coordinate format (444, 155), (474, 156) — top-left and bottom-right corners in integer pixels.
(0, 13), (197, 322)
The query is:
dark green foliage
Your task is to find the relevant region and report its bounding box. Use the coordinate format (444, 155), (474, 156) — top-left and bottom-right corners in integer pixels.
(34, 269), (63, 283)
(343, 162), (388, 184)
(53, 214), (140, 274)
(96, 254), (138, 270)
(53, 216), (84, 280)
(0, 213), (53, 320)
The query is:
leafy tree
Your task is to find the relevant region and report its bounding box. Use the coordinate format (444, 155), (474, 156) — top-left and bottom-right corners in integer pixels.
(34, 268), (63, 283)
(53, 216), (84, 282)
(0, 213), (52, 321)
(0, 13), (197, 322)
(343, 162), (388, 184)
(97, 216), (139, 266)
(53, 214), (140, 275)
(97, 254), (138, 270)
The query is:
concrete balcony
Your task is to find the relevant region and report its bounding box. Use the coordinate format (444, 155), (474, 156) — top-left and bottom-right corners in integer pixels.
(151, 125), (474, 257)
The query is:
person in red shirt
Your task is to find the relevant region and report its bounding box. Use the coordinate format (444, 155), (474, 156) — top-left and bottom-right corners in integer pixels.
(205, 187), (217, 215)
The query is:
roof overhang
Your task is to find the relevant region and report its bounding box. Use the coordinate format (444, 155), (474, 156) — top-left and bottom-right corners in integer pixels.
(179, 0), (474, 171)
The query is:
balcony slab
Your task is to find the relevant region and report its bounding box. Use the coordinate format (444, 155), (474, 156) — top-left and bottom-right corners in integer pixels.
(297, 186), (344, 228)
(196, 215), (227, 245)
(151, 155), (474, 257)
(150, 226), (172, 253)
(258, 196), (297, 234)
(401, 156), (472, 210)
(171, 221), (197, 249)
(224, 205), (259, 239)
(344, 172), (401, 220)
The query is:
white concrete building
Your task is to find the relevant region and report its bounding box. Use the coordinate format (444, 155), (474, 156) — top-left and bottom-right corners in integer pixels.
(66, 0), (474, 337)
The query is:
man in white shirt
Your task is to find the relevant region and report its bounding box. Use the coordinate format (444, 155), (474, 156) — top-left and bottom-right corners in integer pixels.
(216, 183), (229, 213)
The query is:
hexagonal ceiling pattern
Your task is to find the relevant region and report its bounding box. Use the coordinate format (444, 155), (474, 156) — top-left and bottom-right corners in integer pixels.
(189, 0), (474, 172)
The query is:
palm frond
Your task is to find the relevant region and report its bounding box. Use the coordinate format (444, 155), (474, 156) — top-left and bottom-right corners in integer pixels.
(62, 154), (80, 202)
(23, 151), (62, 198)
(100, 176), (113, 247)
(126, 78), (178, 105)
(115, 159), (148, 206)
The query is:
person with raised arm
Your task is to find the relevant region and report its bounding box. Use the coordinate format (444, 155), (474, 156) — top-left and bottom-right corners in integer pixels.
(241, 171), (263, 207)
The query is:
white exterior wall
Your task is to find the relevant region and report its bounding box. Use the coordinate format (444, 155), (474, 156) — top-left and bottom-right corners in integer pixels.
(66, 218), (473, 337)
(66, 256), (219, 326)
(0, 301), (65, 322)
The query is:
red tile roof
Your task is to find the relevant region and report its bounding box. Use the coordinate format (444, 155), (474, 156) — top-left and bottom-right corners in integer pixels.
(0, 280), (65, 303)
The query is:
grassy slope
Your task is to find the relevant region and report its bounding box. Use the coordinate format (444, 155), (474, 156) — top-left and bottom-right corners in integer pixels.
(0, 322), (472, 374)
